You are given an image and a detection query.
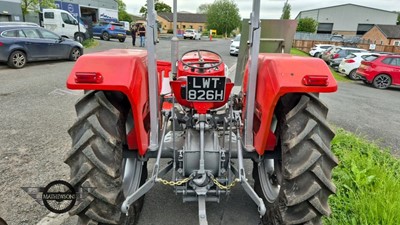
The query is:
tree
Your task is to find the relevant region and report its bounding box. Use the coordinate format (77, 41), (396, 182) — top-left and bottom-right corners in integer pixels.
(139, 0), (172, 17)
(21, 0), (55, 21)
(206, 0), (241, 38)
(115, 0), (132, 22)
(197, 3), (211, 14)
(397, 13), (400, 25)
(280, 0), (291, 19)
(296, 17), (318, 33)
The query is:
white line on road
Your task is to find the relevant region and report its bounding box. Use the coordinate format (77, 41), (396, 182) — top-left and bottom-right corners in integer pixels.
(48, 89), (82, 96)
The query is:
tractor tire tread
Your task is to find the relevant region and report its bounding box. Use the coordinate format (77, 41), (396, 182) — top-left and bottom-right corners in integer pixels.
(65, 91), (143, 225)
(259, 93), (337, 225)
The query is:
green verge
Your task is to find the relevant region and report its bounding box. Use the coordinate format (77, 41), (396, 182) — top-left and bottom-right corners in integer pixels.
(325, 129), (400, 225)
(290, 48), (349, 82)
(82, 38), (99, 48)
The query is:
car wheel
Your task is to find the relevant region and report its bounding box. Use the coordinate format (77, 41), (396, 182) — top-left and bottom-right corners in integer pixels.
(184, 37), (186, 39)
(314, 52), (320, 58)
(8, 50), (27, 69)
(74, 33), (85, 43)
(372, 74), (391, 89)
(119, 38), (126, 42)
(348, 69), (359, 80)
(102, 32), (110, 41)
(69, 47), (81, 61)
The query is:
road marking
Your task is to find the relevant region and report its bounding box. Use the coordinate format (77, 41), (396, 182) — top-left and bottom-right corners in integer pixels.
(48, 89), (81, 96)
(228, 63), (237, 83)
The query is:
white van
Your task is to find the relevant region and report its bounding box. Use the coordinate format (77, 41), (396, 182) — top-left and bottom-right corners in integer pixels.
(42, 9), (88, 42)
(119, 21), (130, 33)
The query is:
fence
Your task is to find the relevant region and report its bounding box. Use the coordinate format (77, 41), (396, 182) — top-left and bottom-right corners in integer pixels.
(293, 40), (400, 54)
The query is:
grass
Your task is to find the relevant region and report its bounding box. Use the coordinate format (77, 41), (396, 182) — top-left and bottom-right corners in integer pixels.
(82, 38), (99, 48)
(290, 48), (349, 82)
(325, 129), (400, 225)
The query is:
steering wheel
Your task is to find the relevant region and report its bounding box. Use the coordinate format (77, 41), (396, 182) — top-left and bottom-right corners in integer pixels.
(180, 49), (223, 70)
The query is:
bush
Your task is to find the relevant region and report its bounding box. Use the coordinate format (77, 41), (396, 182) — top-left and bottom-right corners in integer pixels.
(82, 38), (98, 48)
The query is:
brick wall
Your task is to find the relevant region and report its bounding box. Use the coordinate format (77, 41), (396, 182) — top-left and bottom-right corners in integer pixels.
(362, 26), (390, 45)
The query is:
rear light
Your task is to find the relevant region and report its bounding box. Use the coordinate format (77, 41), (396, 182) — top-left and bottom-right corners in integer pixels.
(333, 53), (339, 59)
(75, 72), (103, 83)
(0, 42), (3, 46)
(345, 59), (355, 63)
(302, 75), (329, 86)
(109, 25), (115, 30)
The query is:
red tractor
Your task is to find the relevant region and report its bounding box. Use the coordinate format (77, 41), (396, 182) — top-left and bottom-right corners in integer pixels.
(65, 0), (338, 224)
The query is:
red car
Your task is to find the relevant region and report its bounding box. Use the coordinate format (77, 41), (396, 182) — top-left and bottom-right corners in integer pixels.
(357, 54), (400, 89)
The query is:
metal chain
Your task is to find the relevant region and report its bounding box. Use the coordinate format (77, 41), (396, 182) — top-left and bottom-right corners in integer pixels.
(157, 176), (192, 186)
(211, 177), (240, 190)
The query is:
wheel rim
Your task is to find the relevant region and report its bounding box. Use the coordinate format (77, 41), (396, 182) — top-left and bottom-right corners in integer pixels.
(258, 115), (280, 202)
(13, 53), (25, 67)
(374, 75), (390, 88)
(76, 35), (83, 43)
(258, 159), (280, 202)
(350, 70), (358, 79)
(71, 49), (80, 60)
(122, 156), (143, 197)
(103, 33), (108, 40)
(122, 111), (143, 197)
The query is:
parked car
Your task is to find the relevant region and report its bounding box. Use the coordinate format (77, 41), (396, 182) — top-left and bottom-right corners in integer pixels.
(42, 9), (88, 43)
(230, 34), (241, 56)
(338, 52), (380, 80)
(309, 44), (334, 58)
(0, 25), (83, 69)
(183, 29), (201, 40)
(323, 46), (367, 70)
(93, 21), (126, 42)
(0, 22), (39, 27)
(357, 54), (400, 89)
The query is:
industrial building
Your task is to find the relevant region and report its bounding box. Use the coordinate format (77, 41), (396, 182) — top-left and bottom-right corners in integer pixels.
(0, 0), (118, 23)
(295, 4), (398, 36)
(0, 0), (23, 22)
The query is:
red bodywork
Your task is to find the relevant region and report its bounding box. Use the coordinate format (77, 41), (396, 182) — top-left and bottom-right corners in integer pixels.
(357, 55), (400, 85)
(67, 50), (337, 156)
(242, 54), (337, 155)
(171, 51), (234, 113)
(67, 49), (163, 156)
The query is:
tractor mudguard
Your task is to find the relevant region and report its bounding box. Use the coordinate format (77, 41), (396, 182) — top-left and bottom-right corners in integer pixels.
(242, 53), (337, 155)
(66, 49), (167, 156)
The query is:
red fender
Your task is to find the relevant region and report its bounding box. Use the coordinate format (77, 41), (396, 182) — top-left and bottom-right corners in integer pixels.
(242, 53), (337, 155)
(66, 49), (169, 156)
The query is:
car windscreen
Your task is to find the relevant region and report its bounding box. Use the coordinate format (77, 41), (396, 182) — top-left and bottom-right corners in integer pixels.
(321, 46), (331, 49)
(234, 35), (240, 41)
(185, 30), (194, 33)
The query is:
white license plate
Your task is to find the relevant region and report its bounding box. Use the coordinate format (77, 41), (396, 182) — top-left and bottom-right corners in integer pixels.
(186, 76), (226, 102)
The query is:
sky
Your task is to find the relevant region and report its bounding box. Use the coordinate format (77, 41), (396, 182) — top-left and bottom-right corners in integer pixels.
(122, 0), (399, 19)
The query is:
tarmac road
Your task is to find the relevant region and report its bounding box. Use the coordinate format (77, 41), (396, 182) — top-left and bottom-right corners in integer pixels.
(0, 36), (399, 225)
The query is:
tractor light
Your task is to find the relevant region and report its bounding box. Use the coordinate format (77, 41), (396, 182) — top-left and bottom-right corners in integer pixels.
(75, 72), (103, 83)
(302, 75), (329, 86)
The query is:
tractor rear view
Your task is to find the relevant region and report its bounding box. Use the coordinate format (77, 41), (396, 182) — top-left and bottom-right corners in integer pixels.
(64, 0), (338, 224)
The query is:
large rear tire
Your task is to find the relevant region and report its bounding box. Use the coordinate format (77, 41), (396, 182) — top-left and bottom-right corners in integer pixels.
(254, 93), (338, 225)
(65, 91), (147, 225)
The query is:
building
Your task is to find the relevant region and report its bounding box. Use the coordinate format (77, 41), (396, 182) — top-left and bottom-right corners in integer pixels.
(157, 12), (206, 33)
(362, 25), (400, 46)
(0, 0), (23, 22)
(295, 4), (398, 36)
(54, 0), (118, 23)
